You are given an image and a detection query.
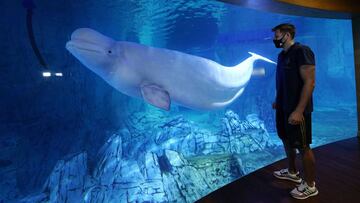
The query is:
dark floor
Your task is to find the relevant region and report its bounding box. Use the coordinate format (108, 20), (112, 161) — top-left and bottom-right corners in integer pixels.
(197, 137), (360, 203)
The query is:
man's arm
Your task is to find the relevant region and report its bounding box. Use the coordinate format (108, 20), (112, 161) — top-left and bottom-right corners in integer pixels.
(288, 65), (315, 124)
(296, 65), (315, 113)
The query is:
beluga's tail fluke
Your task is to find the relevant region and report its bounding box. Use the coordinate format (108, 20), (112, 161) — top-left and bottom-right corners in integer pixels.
(248, 52), (277, 64)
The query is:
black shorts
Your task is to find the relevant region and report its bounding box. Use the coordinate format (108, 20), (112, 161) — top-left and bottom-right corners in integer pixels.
(276, 109), (312, 149)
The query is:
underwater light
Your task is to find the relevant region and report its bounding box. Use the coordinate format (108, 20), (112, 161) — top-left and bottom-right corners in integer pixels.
(42, 72), (51, 77)
(42, 72), (64, 77)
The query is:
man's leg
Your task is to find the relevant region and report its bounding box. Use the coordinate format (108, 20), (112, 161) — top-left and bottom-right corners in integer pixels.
(274, 138), (302, 183)
(300, 147), (316, 187)
(277, 110), (298, 173)
(274, 110), (302, 183)
(289, 114), (318, 200)
(283, 139), (297, 174)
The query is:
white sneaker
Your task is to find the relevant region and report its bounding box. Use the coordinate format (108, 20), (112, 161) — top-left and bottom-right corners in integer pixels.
(273, 168), (302, 183)
(290, 181), (319, 200)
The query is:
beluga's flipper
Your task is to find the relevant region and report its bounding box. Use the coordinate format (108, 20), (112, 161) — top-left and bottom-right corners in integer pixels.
(140, 84), (171, 111)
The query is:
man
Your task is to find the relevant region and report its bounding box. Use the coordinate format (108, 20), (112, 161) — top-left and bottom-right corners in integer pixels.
(271, 23), (318, 199)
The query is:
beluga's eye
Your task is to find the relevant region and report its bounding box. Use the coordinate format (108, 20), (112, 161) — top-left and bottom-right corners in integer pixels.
(108, 50), (112, 54)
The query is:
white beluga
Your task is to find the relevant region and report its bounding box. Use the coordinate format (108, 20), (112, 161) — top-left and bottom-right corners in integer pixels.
(66, 28), (276, 111)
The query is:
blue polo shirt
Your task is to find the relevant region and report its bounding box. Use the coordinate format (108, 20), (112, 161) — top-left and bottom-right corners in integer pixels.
(276, 42), (315, 113)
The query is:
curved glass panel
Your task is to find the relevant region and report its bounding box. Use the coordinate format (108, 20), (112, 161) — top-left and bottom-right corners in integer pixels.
(0, 0), (356, 202)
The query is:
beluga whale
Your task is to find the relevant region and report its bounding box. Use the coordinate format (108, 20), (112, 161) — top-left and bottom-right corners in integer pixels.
(66, 28), (276, 111)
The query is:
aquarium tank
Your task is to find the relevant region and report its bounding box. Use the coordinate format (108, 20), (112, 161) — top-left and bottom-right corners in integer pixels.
(0, 0), (357, 202)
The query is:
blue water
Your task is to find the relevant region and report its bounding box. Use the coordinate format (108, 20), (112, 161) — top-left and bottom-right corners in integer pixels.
(0, 0), (357, 202)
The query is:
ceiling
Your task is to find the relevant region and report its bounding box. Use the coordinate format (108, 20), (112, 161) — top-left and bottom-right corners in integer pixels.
(219, 0), (360, 19)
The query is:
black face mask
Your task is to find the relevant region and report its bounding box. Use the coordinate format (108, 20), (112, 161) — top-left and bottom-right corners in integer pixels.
(273, 34), (287, 48)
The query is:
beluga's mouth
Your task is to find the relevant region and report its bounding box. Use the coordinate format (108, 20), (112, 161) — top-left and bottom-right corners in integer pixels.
(66, 28), (115, 54)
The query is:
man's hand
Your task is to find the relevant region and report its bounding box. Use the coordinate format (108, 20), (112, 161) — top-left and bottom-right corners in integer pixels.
(288, 110), (303, 125)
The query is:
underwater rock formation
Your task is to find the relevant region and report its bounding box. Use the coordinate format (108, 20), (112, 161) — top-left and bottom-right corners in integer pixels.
(20, 110), (278, 203)
(0, 134), (18, 203)
(223, 110), (275, 154)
